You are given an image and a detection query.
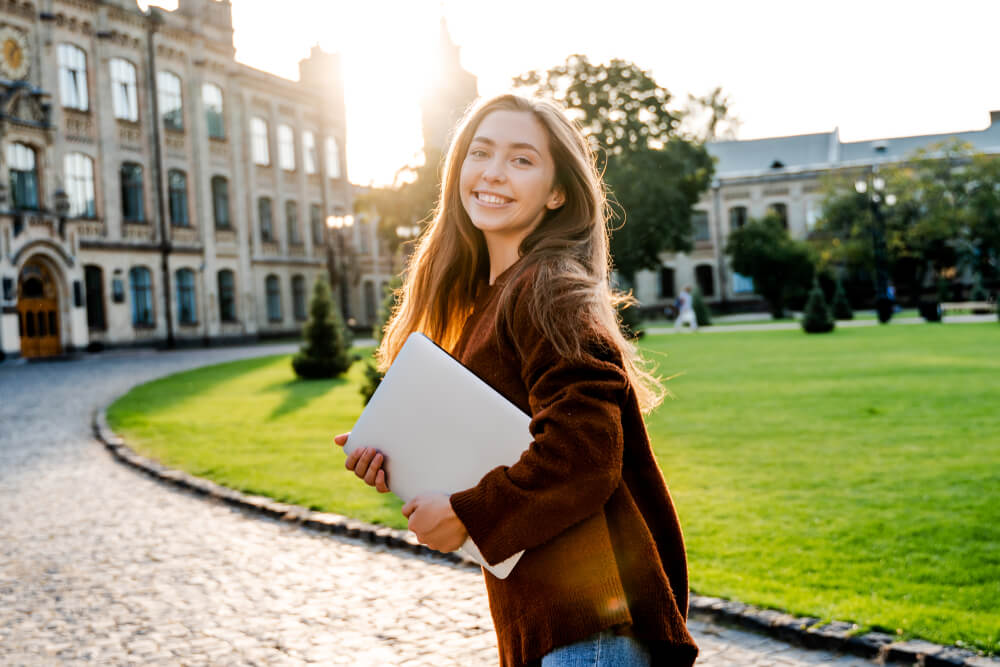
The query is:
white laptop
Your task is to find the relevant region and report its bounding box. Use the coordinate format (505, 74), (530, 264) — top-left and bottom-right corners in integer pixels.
(343, 332), (532, 579)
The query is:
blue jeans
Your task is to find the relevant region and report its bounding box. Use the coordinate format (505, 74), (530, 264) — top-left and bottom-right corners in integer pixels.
(541, 627), (652, 666)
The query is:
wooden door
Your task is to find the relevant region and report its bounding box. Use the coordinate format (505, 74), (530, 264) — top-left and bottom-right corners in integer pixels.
(18, 261), (62, 359)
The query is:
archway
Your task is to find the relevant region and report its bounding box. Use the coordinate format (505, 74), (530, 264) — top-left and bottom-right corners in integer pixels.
(18, 259), (63, 358)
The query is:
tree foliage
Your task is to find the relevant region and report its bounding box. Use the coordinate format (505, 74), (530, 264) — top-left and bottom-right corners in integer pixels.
(802, 282), (835, 334)
(292, 277), (353, 380)
(726, 214), (815, 319)
(514, 55), (715, 282)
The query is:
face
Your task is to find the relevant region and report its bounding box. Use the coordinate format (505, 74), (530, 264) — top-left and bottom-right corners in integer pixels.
(459, 110), (564, 248)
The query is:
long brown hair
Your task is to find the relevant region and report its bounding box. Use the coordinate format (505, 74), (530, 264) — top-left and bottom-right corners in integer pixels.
(378, 93), (665, 413)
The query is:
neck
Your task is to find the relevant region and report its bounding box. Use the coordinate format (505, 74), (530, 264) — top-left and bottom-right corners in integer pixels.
(484, 234), (523, 285)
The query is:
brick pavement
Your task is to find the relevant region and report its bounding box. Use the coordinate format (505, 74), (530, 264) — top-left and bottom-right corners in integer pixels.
(1, 346), (886, 665)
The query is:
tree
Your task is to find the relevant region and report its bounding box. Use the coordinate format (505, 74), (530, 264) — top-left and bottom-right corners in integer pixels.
(292, 277), (353, 380)
(680, 86), (741, 142)
(360, 276), (402, 405)
(802, 281), (835, 334)
(514, 55), (715, 283)
(726, 214), (815, 319)
(831, 278), (854, 320)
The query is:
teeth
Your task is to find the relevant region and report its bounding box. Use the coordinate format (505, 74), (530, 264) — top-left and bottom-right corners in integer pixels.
(477, 192), (507, 205)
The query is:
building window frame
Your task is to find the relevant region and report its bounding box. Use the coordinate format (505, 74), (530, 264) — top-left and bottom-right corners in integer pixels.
(325, 136), (341, 179)
(110, 57), (138, 122)
(251, 117), (270, 166)
(203, 83), (225, 139)
(211, 175), (230, 230)
(302, 130), (317, 174)
(266, 274), (282, 322)
(285, 200), (300, 246)
(84, 264), (106, 331)
(7, 142), (40, 211)
(258, 196), (274, 242)
(217, 269), (236, 322)
(168, 169), (189, 227)
(129, 266), (154, 327)
(278, 124), (296, 171)
(728, 205), (748, 231)
(120, 162), (144, 222)
(292, 275), (307, 321)
(310, 203), (323, 245)
(58, 43), (89, 111)
(175, 268), (197, 325)
(157, 70), (183, 131)
(64, 153), (96, 219)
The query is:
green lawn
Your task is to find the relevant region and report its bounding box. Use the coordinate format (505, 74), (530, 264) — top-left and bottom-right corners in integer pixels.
(108, 325), (1000, 653)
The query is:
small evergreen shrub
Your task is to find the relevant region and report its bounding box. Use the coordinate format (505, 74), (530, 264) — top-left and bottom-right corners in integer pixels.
(692, 287), (712, 327)
(802, 282), (835, 334)
(292, 277), (353, 379)
(831, 279), (854, 320)
(919, 300), (942, 323)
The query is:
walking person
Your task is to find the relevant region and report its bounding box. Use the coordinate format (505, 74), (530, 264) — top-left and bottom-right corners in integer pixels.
(334, 94), (697, 667)
(674, 285), (698, 332)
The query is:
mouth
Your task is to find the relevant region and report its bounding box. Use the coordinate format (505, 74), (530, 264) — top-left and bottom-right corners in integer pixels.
(473, 191), (513, 207)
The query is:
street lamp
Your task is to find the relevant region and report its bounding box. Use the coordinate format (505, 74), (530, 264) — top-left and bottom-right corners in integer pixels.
(854, 168), (895, 323)
(326, 210), (355, 323)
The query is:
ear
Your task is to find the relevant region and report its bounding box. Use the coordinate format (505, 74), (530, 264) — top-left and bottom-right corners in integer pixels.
(546, 187), (566, 210)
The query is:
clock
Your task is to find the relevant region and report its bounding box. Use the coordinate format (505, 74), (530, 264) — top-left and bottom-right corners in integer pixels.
(0, 26), (30, 81)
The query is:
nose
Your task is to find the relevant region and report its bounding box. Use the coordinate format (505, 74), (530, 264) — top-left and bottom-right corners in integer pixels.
(481, 156), (507, 184)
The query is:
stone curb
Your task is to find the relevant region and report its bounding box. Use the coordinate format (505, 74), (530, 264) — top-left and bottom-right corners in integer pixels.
(94, 407), (998, 667)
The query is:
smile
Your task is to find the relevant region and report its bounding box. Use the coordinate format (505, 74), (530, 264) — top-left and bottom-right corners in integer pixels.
(474, 191), (513, 207)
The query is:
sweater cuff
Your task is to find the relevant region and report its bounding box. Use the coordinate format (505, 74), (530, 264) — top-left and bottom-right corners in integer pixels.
(450, 486), (509, 566)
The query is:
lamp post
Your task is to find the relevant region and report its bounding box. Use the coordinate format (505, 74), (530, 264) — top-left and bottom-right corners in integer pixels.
(326, 210), (354, 323)
(854, 168), (896, 323)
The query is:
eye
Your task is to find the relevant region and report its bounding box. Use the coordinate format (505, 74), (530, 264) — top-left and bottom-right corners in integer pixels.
(469, 148), (488, 159)
(513, 156), (533, 166)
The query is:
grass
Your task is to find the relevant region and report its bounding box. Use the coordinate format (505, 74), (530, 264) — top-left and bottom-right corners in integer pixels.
(108, 325), (1000, 653)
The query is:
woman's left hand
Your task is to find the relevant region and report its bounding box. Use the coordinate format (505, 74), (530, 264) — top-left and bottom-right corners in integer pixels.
(401, 493), (469, 553)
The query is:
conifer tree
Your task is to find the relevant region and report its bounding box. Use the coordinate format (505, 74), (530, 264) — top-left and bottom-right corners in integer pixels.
(692, 287), (712, 327)
(831, 278), (854, 320)
(292, 277), (353, 379)
(802, 281), (835, 334)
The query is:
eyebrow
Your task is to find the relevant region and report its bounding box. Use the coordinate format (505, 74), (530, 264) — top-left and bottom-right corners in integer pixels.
(471, 136), (541, 155)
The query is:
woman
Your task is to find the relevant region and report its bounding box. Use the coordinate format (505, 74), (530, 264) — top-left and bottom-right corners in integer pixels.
(335, 93), (697, 667)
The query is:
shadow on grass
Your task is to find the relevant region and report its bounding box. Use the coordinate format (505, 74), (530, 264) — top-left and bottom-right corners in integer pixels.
(263, 375), (347, 421)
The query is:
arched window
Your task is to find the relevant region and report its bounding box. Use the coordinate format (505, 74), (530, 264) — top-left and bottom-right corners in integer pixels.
(728, 206), (748, 231)
(217, 269), (236, 322)
(84, 265), (106, 331)
(211, 176), (230, 229)
(203, 83), (225, 139)
(302, 130), (317, 174)
(695, 265), (715, 298)
(278, 124), (295, 171)
(251, 117), (269, 165)
(157, 71), (183, 130)
(168, 169), (189, 227)
(325, 136), (341, 179)
(120, 162), (144, 221)
(65, 153), (95, 218)
(286, 200), (300, 245)
(7, 143), (39, 210)
(110, 58), (138, 121)
(129, 266), (154, 326)
(175, 268), (196, 324)
(258, 196), (274, 242)
(58, 43), (88, 111)
(292, 275), (307, 321)
(767, 202), (789, 229)
(310, 203), (323, 245)
(265, 274), (282, 322)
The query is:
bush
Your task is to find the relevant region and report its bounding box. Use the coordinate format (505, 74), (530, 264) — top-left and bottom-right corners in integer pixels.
(876, 297), (894, 324)
(919, 300), (942, 323)
(692, 287), (712, 327)
(802, 282), (835, 334)
(360, 276), (402, 405)
(970, 275), (988, 302)
(292, 277), (353, 379)
(831, 279), (854, 320)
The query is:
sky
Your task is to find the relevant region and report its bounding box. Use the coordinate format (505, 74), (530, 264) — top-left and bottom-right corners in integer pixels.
(141, 0), (1000, 186)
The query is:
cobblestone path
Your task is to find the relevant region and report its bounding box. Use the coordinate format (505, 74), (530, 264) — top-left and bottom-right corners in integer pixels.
(0, 347), (877, 665)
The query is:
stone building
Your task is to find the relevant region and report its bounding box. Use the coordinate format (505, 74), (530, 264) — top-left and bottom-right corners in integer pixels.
(0, 0), (362, 360)
(632, 111), (1000, 309)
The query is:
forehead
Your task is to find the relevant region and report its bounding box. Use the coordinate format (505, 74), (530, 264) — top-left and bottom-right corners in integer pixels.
(471, 110), (550, 154)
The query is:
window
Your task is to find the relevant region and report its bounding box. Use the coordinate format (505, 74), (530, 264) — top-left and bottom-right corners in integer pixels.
(302, 130), (317, 174)
(168, 170), (189, 227)
(659, 267), (675, 300)
(129, 266), (154, 326)
(265, 274), (282, 322)
(203, 83), (224, 139)
(732, 272), (754, 294)
(84, 265), (106, 331)
(157, 71), (183, 130)
(325, 136), (341, 179)
(7, 143), (39, 210)
(292, 275), (307, 321)
(58, 44), (88, 111)
(211, 176), (230, 229)
(120, 162), (144, 222)
(251, 117), (270, 165)
(217, 269), (236, 322)
(286, 200), (300, 245)
(695, 265), (715, 298)
(767, 202), (789, 229)
(310, 203), (323, 245)
(692, 210), (710, 242)
(110, 58), (138, 121)
(728, 206), (747, 231)
(278, 124), (295, 171)
(175, 268), (196, 324)
(258, 197), (274, 242)
(64, 153), (95, 218)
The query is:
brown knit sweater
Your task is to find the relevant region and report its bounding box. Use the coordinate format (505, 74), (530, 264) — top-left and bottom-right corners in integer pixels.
(448, 260), (698, 667)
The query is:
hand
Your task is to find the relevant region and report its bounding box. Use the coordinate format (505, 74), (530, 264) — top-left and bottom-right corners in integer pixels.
(334, 432), (390, 493)
(401, 493), (469, 553)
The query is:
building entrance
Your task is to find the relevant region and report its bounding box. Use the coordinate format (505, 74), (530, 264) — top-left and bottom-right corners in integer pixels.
(17, 260), (62, 358)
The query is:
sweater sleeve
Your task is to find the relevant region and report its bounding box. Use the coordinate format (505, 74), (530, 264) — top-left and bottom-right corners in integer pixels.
(448, 288), (629, 566)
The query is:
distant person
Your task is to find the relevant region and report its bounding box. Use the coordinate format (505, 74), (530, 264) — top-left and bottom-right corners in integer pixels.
(674, 285), (698, 332)
(334, 94), (697, 666)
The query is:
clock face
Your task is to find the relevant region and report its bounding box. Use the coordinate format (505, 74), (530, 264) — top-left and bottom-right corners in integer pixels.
(0, 27), (29, 80)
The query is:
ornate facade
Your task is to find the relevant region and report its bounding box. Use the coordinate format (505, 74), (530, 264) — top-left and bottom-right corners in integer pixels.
(0, 0), (386, 360)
